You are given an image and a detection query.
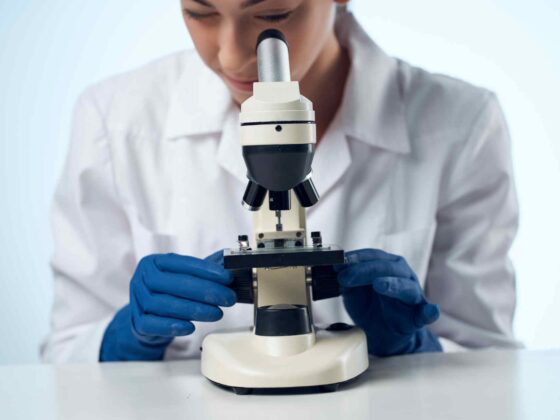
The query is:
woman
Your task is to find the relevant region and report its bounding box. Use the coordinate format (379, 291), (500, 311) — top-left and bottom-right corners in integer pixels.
(42, 0), (521, 362)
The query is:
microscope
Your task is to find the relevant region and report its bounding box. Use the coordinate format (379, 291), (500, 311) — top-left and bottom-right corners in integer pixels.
(201, 29), (369, 394)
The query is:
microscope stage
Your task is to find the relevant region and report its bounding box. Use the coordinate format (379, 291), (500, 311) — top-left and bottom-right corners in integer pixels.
(224, 246), (344, 269)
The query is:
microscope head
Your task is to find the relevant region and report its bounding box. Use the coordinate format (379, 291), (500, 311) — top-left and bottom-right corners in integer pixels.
(240, 29), (319, 212)
(226, 27), (344, 310)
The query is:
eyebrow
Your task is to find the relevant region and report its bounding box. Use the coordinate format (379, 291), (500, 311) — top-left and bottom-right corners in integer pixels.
(192, 0), (269, 10)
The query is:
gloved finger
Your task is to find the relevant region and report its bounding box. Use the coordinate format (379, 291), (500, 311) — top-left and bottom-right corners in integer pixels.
(144, 268), (237, 307)
(131, 299), (195, 338)
(152, 253), (231, 283)
(134, 281), (224, 322)
(205, 249), (224, 265)
(414, 303), (440, 327)
(334, 248), (400, 272)
(371, 276), (423, 305)
(133, 313), (196, 338)
(337, 260), (412, 288)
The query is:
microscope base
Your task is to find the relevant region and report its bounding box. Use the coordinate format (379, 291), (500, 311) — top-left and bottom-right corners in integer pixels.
(201, 327), (369, 391)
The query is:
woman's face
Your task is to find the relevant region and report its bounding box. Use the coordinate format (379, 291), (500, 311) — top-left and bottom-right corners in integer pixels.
(181, 0), (338, 105)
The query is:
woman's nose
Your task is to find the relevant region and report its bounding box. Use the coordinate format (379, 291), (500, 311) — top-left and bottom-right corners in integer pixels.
(217, 22), (256, 76)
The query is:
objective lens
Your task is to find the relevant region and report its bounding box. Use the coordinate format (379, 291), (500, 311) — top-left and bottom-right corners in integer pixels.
(242, 180), (267, 211)
(269, 190), (291, 211)
(294, 178), (320, 207)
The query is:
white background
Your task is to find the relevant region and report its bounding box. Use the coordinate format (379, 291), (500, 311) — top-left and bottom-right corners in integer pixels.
(0, 0), (558, 364)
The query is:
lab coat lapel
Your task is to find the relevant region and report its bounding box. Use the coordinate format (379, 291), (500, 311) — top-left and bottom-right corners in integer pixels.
(310, 115), (352, 202)
(310, 11), (411, 202)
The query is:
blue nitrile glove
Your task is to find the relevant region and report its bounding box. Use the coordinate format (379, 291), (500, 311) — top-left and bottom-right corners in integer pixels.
(100, 250), (235, 361)
(335, 249), (442, 357)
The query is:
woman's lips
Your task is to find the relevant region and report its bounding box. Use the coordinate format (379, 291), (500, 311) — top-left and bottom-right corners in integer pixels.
(223, 74), (257, 93)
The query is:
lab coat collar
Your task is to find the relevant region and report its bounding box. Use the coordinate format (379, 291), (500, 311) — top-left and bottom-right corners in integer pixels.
(163, 55), (234, 140)
(163, 61), (248, 183)
(334, 10), (410, 154)
(164, 11), (410, 155)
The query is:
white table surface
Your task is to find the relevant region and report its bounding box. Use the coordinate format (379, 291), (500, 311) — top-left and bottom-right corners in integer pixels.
(1, 350), (559, 420)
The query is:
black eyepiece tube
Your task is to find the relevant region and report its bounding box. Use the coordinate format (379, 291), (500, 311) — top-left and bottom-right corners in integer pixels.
(256, 29), (288, 51)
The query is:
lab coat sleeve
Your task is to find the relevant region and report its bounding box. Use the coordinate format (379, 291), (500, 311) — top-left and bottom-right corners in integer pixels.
(425, 92), (523, 350)
(41, 87), (135, 363)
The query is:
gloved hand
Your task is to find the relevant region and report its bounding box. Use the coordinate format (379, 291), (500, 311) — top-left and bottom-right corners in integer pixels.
(100, 250), (235, 361)
(335, 248), (442, 357)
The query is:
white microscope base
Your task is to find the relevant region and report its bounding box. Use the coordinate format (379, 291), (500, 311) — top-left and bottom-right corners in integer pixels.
(201, 328), (369, 390)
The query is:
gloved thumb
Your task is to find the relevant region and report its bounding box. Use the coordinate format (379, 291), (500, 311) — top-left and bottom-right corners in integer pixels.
(205, 249), (225, 265)
(414, 303), (440, 327)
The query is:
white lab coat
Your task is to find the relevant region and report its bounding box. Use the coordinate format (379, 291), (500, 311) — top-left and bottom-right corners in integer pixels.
(42, 11), (522, 363)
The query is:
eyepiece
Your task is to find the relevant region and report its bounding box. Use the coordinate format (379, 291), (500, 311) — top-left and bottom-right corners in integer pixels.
(256, 29), (291, 82)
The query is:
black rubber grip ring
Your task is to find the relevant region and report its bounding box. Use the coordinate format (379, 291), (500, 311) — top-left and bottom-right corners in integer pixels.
(256, 29), (287, 52)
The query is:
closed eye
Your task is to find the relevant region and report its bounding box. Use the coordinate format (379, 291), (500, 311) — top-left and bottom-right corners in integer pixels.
(183, 9), (218, 20)
(183, 9), (292, 23)
(257, 11), (292, 22)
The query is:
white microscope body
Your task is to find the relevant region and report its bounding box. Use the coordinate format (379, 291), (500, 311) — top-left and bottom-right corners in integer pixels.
(201, 29), (369, 394)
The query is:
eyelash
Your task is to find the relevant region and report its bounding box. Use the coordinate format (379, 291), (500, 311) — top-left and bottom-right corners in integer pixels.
(184, 10), (292, 23)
